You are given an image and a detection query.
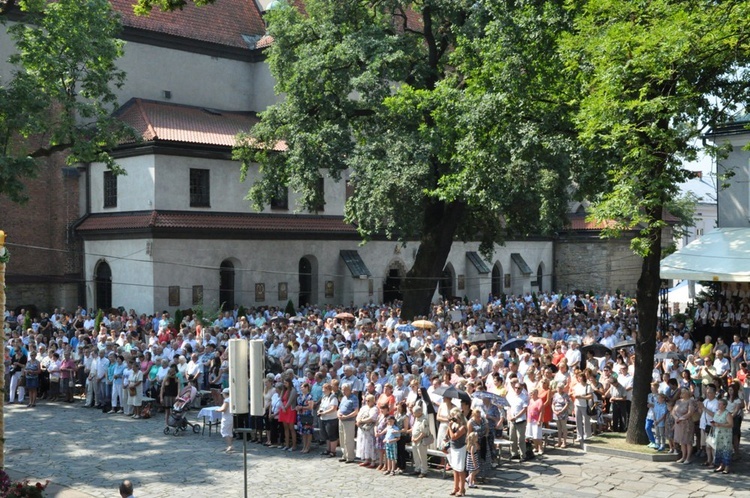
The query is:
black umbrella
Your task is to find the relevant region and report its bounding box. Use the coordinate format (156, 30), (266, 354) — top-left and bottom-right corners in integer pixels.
(465, 333), (501, 344)
(433, 384), (472, 404)
(499, 338), (527, 352)
(614, 339), (636, 350)
(655, 351), (685, 361)
(581, 343), (612, 357)
(418, 387), (437, 415)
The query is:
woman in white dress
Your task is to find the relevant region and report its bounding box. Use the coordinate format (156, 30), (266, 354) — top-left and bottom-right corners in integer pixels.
(447, 407), (467, 496)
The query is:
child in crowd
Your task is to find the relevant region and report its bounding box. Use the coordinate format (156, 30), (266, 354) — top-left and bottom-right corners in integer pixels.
(465, 431), (479, 489)
(552, 381), (570, 448)
(646, 382), (659, 448)
(383, 415), (400, 476)
(653, 393), (668, 451)
(215, 388), (233, 453)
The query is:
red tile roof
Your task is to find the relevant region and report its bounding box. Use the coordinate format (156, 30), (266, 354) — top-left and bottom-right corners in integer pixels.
(111, 0), (266, 49)
(565, 216), (617, 231)
(116, 98), (286, 150)
(76, 210), (359, 235)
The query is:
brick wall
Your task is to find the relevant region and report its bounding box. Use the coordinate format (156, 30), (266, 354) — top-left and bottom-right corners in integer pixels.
(554, 226), (675, 297)
(555, 237), (641, 296)
(0, 153), (83, 313)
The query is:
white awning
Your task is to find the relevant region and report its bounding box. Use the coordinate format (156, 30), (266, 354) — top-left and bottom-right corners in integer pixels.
(660, 228), (750, 282)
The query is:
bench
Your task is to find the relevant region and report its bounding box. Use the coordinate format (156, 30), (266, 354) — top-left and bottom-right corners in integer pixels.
(494, 439), (513, 461)
(405, 445), (451, 478)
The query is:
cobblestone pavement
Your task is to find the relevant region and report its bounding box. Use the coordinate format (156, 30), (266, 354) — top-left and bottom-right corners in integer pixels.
(4, 401), (749, 497)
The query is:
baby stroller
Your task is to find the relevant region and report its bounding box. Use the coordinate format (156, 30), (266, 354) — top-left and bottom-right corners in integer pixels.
(163, 388), (201, 436)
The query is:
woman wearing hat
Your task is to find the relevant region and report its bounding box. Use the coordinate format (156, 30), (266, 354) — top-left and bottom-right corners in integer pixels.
(216, 388), (234, 453)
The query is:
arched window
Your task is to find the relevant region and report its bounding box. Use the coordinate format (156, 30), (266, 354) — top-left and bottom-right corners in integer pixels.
(537, 262), (545, 293)
(383, 260), (405, 304)
(491, 263), (503, 299)
(94, 261), (112, 310)
(298, 256), (318, 307)
(219, 260), (235, 310)
(439, 264), (455, 301)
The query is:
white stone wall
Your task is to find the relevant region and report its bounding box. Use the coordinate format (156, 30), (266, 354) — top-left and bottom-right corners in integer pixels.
(249, 61), (279, 113)
(0, 26), (16, 81)
(84, 239), (156, 313)
(89, 155), (348, 215)
(89, 156), (156, 213)
(115, 42), (258, 111)
(715, 134), (750, 228)
(82, 237), (552, 313)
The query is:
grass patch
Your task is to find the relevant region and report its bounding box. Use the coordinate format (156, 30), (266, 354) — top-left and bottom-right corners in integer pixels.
(586, 432), (658, 455)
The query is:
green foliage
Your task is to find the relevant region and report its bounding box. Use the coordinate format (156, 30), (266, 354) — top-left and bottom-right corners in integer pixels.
(94, 309), (103, 331)
(666, 192), (698, 236)
(562, 0), (750, 256)
(174, 308), (183, 328)
(23, 311), (30, 331)
(285, 299), (295, 316)
(133, 0), (216, 16)
(236, 305), (246, 321)
(234, 0), (581, 262)
(0, 0), (137, 203)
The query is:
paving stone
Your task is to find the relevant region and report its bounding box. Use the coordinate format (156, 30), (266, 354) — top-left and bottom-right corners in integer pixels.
(4, 402), (750, 497)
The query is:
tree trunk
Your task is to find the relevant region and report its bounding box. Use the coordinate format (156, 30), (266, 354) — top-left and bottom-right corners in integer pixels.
(626, 206), (662, 445)
(0, 241), (6, 469)
(400, 200), (465, 320)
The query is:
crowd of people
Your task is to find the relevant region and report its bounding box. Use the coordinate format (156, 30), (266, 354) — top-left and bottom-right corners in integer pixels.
(3, 285), (749, 493)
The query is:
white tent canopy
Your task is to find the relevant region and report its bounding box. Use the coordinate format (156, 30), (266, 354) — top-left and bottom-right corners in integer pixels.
(660, 228), (750, 282)
(666, 280), (706, 312)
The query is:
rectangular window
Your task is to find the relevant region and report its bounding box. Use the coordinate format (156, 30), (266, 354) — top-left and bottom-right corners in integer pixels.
(311, 176), (325, 212)
(270, 186), (289, 210)
(190, 169), (210, 207)
(103, 170), (117, 208)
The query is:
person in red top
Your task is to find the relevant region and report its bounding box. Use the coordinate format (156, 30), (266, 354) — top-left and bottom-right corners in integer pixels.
(59, 351), (77, 403)
(736, 362), (750, 413)
(377, 383), (396, 415)
(536, 377), (554, 427)
(158, 328), (171, 345)
(552, 344), (566, 366)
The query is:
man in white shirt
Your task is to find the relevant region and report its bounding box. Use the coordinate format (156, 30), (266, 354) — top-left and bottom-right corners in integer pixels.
(186, 353), (202, 387)
(95, 350), (110, 408)
(713, 350), (730, 390)
(85, 350), (98, 408)
(565, 341), (581, 366)
(506, 381), (529, 459)
(600, 329), (617, 350)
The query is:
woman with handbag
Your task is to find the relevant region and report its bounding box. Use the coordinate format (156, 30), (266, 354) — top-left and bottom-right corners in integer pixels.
(128, 360), (144, 419)
(672, 387), (696, 464)
(296, 382), (315, 453)
(9, 347), (27, 404)
(356, 394), (378, 467)
(446, 407), (467, 497)
(47, 352), (62, 401)
(24, 349), (41, 408)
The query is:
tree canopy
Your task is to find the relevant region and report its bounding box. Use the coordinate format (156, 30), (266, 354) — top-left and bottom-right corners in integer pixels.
(233, 0), (582, 317)
(561, 0), (750, 443)
(0, 0), (135, 203)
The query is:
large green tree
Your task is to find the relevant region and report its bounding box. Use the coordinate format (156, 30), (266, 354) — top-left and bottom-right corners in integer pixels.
(561, 0), (750, 443)
(0, 0), (134, 203)
(226, 0), (579, 317)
